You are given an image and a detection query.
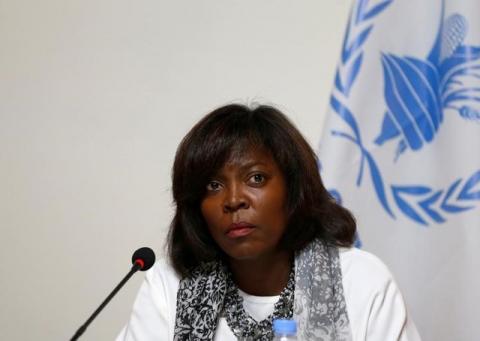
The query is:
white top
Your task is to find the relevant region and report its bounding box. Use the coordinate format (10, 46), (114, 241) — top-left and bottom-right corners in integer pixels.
(117, 248), (421, 341)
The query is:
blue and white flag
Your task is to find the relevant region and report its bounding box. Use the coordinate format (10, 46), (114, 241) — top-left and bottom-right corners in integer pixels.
(319, 0), (480, 339)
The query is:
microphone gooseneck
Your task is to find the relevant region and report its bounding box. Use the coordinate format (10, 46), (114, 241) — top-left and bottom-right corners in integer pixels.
(70, 247), (156, 341)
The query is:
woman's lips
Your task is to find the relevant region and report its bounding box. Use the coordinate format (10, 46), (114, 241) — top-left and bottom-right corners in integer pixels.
(226, 222), (255, 238)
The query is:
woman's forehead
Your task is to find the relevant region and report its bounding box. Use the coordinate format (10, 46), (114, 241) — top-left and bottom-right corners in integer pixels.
(221, 146), (277, 169)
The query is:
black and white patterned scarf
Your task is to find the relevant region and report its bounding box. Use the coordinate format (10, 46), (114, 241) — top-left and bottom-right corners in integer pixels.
(174, 239), (352, 340)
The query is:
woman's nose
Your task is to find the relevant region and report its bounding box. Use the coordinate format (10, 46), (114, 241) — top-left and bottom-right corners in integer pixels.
(223, 186), (249, 213)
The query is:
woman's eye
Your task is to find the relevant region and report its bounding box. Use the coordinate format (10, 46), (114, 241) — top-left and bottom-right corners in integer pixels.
(206, 181), (222, 191)
(249, 173), (265, 185)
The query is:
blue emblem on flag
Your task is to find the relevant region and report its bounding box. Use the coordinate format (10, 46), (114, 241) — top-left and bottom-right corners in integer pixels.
(376, 11), (480, 160)
(326, 0), (480, 226)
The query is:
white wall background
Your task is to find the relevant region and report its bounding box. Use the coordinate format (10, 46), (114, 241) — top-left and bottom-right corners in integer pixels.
(0, 1), (353, 340)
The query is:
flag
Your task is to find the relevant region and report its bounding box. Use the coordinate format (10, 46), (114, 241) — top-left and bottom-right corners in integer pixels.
(319, 0), (480, 339)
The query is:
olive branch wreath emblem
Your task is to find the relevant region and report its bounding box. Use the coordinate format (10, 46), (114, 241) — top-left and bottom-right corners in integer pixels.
(327, 0), (480, 226)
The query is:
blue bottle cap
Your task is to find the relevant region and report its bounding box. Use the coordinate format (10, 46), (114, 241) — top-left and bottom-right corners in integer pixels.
(273, 319), (297, 335)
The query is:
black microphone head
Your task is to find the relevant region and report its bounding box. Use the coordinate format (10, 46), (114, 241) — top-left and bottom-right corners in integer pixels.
(132, 247), (156, 271)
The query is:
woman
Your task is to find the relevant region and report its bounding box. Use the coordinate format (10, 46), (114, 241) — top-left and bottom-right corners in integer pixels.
(117, 104), (421, 340)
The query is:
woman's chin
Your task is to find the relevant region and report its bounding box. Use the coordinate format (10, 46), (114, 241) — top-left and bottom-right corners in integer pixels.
(225, 246), (262, 262)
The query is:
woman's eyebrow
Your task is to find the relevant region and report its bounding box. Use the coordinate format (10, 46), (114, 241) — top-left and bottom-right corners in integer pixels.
(216, 160), (268, 176)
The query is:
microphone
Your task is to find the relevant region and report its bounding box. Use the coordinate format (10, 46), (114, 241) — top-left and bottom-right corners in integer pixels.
(70, 247), (156, 341)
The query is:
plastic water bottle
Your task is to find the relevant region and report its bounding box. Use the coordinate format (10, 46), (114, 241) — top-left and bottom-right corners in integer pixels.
(272, 319), (297, 341)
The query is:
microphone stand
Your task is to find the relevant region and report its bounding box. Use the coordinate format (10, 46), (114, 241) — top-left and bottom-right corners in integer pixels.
(70, 262), (142, 341)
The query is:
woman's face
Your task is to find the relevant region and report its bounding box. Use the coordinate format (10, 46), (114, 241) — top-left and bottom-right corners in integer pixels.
(200, 147), (289, 262)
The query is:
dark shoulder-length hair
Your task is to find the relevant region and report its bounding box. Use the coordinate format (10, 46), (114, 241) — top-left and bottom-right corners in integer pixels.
(168, 103), (356, 276)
